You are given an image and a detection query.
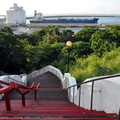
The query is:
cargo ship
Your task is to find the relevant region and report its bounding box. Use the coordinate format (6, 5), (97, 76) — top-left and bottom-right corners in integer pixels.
(30, 11), (99, 23)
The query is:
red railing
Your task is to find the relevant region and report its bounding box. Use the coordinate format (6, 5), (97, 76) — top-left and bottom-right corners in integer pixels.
(0, 80), (40, 111)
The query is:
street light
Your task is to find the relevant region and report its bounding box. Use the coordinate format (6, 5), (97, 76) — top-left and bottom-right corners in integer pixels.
(66, 41), (72, 72)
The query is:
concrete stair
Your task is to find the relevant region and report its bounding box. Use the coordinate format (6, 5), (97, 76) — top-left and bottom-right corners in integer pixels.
(0, 100), (117, 120)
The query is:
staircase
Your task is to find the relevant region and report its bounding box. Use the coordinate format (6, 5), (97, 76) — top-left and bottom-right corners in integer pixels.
(0, 100), (117, 120)
(0, 72), (118, 119)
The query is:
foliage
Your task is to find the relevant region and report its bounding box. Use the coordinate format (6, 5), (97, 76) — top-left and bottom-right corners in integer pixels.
(70, 47), (120, 83)
(33, 42), (65, 69)
(29, 29), (46, 45)
(1, 25), (120, 83)
(90, 29), (117, 57)
(0, 27), (13, 34)
(72, 41), (93, 58)
(74, 28), (98, 42)
(0, 32), (27, 73)
(61, 29), (75, 43)
(106, 26), (120, 46)
(42, 26), (61, 43)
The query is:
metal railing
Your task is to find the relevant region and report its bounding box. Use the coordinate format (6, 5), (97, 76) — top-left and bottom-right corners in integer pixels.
(0, 76), (26, 99)
(67, 73), (120, 111)
(0, 80), (40, 111)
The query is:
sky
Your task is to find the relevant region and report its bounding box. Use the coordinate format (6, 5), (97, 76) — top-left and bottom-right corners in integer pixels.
(0, 0), (120, 16)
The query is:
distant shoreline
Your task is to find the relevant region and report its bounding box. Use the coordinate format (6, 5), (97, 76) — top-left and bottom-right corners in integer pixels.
(26, 23), (99, 27)
(26, 22), (120, 28)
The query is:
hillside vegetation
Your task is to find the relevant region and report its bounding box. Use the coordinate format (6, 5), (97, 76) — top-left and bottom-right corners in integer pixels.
(0, 26), (120, 83)
(70, 48), (120, 83)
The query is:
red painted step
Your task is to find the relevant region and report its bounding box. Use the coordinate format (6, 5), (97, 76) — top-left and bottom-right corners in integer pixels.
(0, 100), (117, 119)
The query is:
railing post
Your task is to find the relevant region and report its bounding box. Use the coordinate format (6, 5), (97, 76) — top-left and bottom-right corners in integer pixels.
(90, 81), (94, 111)
(69, 88), (71, 101)
(4, 93), (11, 111)
(73, 86), (75, 103)
(79, 85), (81, 106)
(35, 90), (37, 100)
(22, 94), (25, 106)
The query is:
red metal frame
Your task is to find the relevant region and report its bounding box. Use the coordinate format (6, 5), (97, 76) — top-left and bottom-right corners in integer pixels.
(0, 80), (40, 111)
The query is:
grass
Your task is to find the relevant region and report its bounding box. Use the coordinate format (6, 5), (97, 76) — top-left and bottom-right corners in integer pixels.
(70, 47), (120, 83)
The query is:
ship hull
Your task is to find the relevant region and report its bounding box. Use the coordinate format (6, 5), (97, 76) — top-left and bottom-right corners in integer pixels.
(30, 18), (99, 23)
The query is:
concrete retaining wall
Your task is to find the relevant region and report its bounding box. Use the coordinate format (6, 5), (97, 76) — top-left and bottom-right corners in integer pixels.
(27, 65), (64, 84)
(64, 73), (120, 114)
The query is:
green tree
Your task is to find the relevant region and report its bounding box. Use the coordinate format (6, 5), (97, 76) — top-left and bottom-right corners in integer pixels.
(90, 30), (116, 57)
(72, 41), (92, 58)
(74, 28), (98, 42)
(61, 29), (74, 43)
(0, 32), (24, 73)
(0, 31), (38, 74)
(19, 39), (37, 73)
(29, 29), (46, 45)
(0, 27), (13, 34)
(43, 26), (61, 43)
(33, 42), (64, 69)
(106, 26), (120, 46)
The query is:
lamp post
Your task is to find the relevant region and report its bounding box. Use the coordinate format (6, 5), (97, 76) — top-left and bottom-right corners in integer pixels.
(66, 41), (72, 72)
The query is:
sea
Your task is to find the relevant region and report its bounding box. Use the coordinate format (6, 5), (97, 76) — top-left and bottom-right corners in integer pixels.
(96, 16), (120, 24)
(1, 15), (120, 34)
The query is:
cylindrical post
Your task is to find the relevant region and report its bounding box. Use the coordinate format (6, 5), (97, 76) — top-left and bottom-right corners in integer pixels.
(73, 86), (75, 103)
(79, 85), (81, 106)
(22, 95), (25, 106)
(35, 90), (37, 100)
(4, 93), (11, 111)
(68, 88), (71, 101)
(67, 50), (70, 72)
(90, 81), (94, 111)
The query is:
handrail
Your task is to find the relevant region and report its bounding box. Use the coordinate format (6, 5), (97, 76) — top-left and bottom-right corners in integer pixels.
(0, 82), (15, 94)
(0, 80), (40, 91)
(0, 80), (40, 111)
(67, 73), (120, 111)
(0, 76), (26, 100)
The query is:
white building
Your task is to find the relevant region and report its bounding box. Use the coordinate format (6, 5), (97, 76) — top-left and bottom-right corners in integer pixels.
(6, 3), (26, 25)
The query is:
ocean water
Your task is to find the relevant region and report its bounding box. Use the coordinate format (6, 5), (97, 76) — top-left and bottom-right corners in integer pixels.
(98, 16), (120, 24)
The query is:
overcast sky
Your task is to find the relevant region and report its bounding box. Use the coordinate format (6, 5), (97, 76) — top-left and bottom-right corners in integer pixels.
(0, 0), (120, 16)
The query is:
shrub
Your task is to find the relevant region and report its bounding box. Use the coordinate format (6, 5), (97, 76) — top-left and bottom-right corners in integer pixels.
(70, 47), (120, 83)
